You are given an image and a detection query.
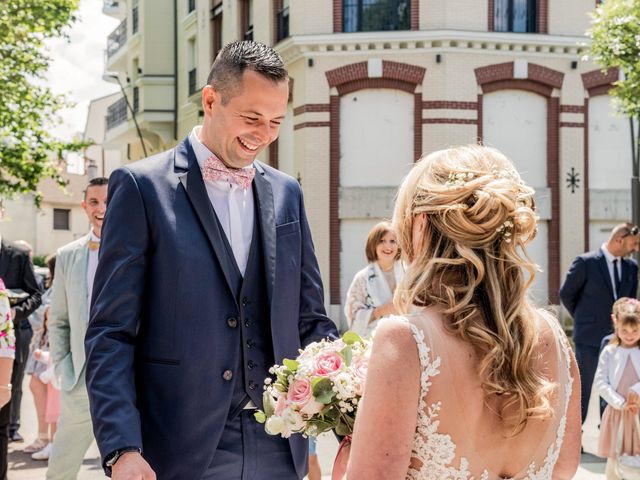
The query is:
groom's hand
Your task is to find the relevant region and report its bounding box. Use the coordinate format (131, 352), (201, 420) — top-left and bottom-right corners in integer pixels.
(112, 452), (156, 480)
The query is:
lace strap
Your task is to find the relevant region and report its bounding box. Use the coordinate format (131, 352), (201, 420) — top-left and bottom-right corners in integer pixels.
(404, 319), (442, 403)
(533, 313), (575, 475)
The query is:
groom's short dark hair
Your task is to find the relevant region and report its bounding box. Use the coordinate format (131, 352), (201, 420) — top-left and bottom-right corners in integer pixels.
(206, 41), (288, 104)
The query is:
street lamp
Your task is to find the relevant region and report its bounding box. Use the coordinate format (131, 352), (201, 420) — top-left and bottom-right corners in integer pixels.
(104, 71), (148, 158)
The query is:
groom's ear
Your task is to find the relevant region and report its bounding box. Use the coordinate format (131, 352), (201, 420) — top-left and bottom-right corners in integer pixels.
(201, 85), (219, 115)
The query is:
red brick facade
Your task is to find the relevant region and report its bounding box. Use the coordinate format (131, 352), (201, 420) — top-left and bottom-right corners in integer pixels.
(325, 60), (426, 303)
(581, 68), (619, 250)
(475, 62), (564, 304)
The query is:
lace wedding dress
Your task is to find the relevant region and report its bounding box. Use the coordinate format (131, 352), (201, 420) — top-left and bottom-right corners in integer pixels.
(402, 310), (573, 480)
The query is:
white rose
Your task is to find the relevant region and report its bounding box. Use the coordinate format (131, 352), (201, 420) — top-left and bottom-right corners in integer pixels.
(265, 416), (286, 435)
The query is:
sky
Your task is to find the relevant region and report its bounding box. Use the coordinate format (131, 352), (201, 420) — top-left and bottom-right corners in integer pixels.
(47, 0), (120, 150)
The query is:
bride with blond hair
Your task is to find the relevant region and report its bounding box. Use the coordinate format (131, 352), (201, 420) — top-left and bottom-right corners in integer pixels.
(346, 145), (581, 479)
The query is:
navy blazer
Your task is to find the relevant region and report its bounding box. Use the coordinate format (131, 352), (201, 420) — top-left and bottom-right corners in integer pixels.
(85, 137), (338, 479)
(560, 248), (638, 347)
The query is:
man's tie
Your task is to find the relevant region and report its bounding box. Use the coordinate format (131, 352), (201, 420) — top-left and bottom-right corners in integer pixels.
(613, 258), (621, 298)
(202, 156), (255, 190)
(88, 240), (100, 251)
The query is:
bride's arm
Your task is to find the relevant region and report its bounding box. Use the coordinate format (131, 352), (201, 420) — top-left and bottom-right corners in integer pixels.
(346, 318), (421, 479)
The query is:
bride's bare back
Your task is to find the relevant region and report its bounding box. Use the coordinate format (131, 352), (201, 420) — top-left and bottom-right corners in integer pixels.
(347, 307), (581, 480)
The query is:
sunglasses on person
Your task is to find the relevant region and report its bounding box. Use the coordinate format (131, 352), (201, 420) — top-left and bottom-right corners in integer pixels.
(622, 226), (640, 238)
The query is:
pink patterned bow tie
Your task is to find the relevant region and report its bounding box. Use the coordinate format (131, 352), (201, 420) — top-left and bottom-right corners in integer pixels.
(202, 156), (255, 190)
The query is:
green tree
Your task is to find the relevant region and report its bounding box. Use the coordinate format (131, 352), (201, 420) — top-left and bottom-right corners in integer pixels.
(0, 0), (84, 205)
(588, 0), (640, 226)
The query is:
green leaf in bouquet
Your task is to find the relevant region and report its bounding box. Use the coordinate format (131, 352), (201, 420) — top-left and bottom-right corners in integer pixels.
(283, 359), (299, 372)
(307, 418), (336, 435)
(254, 411), (266, 424)
(335, 420), (352, 437)
(340, 345), (353, 366)
(263, 392), (275, 417)
(342, 331), (363, 345)
(312, 378), (335, 404)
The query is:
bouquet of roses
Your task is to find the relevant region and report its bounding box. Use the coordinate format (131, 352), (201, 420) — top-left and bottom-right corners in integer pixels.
(0, 279), (16, 356)
(255, 331), (371, 440)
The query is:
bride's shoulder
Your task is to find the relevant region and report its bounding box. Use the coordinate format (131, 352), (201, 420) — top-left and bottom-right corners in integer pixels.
(372, 316), (422, 359)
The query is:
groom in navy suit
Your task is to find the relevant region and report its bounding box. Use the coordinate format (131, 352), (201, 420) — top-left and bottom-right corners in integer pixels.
(560, 222), (639, 424)
(85, 41), (338, 480)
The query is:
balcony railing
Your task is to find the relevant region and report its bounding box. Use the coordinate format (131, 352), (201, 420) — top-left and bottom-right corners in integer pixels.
(106, 96), (128, 130)
(106, 18), (127, 58)
(276, 6), (289, 42)
(132, 5), (139, 34)
(188, 68), (197, 96)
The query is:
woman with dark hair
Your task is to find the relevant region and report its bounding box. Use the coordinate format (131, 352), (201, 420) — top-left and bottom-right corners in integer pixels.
(344, 221), (403, 337)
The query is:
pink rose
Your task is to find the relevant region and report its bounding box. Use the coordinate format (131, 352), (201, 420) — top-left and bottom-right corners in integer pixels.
(314, 351), (343, 377)
(351, 358), (368, 396)
(287, 378), (324, 416)
(287, 378), (313, 406)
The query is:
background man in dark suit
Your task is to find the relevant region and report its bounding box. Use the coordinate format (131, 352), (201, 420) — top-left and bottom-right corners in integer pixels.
(560, 222), (639, 424)
(0, 236), (42, 479)
(85, 41), (338, 480)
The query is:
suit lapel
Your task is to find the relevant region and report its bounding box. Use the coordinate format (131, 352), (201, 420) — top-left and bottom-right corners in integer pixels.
(597, 252), (615, 300)
(73, 236), (90, 318)
(177, 140), (239, 302)
(253, 163), (276, 306)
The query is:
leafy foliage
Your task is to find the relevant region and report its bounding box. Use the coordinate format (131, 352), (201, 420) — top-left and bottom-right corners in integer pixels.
(588, 0), (640, 119)
(0, 0), (85, 205)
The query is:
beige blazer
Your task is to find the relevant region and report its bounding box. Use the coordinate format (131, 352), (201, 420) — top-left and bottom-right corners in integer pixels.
(49, 233), (91, 391)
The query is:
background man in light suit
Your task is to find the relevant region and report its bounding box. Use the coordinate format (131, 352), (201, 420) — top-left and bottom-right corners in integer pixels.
(560, 222), (639, 425)
(85, 41), (338, 480)
(47, 177), (108, 479)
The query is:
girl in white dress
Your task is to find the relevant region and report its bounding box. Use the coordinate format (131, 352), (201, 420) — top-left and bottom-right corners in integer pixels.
(347, 145), (581, 479)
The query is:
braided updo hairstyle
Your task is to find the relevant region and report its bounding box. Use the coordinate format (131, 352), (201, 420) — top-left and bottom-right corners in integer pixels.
(393, 144), (554, 435)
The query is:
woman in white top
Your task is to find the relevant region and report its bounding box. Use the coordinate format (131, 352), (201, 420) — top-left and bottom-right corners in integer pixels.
(344, 222), (403, 337)
(347, 145), (581, 479)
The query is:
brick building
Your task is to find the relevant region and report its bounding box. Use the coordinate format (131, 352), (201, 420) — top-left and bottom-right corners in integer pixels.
(101, 0), (630, 325)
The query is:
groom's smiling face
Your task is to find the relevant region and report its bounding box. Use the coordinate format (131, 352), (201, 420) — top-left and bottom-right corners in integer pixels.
(200, 70), (289, 169)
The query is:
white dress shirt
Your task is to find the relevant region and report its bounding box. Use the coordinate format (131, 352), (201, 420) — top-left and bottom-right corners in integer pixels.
(601, 243), (622, 300)
(189, 126), (255, 276)
(87, 230), (100, 310)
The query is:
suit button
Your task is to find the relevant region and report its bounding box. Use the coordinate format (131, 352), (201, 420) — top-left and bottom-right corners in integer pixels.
(222, 370), (233, 381)
(244, 319), (251, 328)
(248, 380), (257, 390)
(242, 297), (250, 306)
(227, 317), (238, 328)
(246, 340), (255, 349)
(248, 361), (256, 370)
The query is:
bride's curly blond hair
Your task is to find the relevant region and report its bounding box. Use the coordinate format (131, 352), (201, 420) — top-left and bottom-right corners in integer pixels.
(393, 144), (554, 435)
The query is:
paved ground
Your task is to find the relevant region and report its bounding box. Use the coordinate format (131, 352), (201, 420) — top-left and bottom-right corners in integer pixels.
(7, 376), (607, 479)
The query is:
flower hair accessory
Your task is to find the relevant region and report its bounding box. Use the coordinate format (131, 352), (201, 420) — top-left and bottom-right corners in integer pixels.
(491, 165), (521, 183)
(496, 219), (514, 243)
(445, 171), (475, 187)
